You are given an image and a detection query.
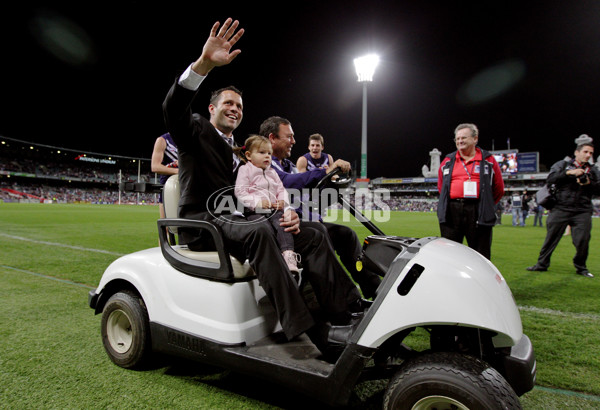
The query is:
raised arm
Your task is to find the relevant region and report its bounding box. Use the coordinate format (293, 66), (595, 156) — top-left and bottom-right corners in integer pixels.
(191, 18), (245, 76)
(163, 18), (244, 145)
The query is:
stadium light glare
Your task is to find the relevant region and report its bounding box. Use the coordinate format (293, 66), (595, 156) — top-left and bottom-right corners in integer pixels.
(354, 54), (379, 82)
(353, 53), (380, 179)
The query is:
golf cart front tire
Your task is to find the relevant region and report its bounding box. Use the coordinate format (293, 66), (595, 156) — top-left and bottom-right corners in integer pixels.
(101, 291), (152, 369)
(383, 352), (521, 410)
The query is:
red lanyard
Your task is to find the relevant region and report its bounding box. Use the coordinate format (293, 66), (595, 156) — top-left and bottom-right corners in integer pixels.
(573, 161), (590, 174)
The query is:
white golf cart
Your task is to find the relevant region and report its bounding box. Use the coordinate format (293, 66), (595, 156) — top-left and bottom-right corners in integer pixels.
(89, 173), (535, 409)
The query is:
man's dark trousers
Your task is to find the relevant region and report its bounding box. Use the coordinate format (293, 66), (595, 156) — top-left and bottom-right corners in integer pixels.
(213, 215), (361, 339)
(439, 200), (493, 259)
(535, 208), (592, 272)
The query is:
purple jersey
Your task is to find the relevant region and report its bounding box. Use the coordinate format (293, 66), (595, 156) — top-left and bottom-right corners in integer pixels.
(303, 152), (330, 171)
(159, 133), (178, 185)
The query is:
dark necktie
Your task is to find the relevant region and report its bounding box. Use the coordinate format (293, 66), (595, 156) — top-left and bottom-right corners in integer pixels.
(222, 136), (240, 170)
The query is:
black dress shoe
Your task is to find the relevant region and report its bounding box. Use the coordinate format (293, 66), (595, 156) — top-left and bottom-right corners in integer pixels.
(526, 265), (547, 272)
(328, 324), (354, 344)
(306, 323), (356, 360)
(357, 274), (382, 299)
(576, 270), (594, 278)
(349, 298), (373, 313)
(349, 311), (364, 325)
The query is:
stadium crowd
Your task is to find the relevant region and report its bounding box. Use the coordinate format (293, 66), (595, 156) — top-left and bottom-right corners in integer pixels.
(1, 137), (599, 216)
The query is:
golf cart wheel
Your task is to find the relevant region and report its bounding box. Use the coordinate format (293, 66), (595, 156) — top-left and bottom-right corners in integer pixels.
(101, 291), (151, 369)
(383, 352), (521, 410)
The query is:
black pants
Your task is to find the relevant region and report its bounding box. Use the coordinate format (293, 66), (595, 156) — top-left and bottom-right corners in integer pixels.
(535, 208), (592, 272)
(247, 211), (294, 252)
(439, 200), (493, 259)
(302, 221), (382, 297)
(181, 211), (361, 340)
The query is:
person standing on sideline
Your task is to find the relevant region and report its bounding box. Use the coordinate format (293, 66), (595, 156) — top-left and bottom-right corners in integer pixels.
(526, 143), (600, 277)
(151, 132), (178, 218)
(521, 190), (532, 226)
(437, 123), (504, 260)
(532, 201), (544, 227)
(495, 199), (504, 225)
(296, 133), (335, 172)
(162, 18), (363, 357)
(510, 192), (523, 226)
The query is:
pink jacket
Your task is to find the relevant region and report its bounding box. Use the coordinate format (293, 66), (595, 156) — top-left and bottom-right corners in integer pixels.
(235, 162), (289, 210)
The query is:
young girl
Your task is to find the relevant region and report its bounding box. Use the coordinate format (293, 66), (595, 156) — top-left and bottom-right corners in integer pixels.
(235, 135), (300, 276)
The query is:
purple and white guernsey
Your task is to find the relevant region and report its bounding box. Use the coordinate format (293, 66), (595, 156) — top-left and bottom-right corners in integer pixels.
(303, 152), (330, 171)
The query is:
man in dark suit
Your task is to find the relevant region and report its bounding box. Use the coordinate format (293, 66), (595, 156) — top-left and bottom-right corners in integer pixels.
(162, 18), (363, 355)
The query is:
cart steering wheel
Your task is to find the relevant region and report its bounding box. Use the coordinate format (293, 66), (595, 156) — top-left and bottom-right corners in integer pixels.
(314, 167), (352, 191)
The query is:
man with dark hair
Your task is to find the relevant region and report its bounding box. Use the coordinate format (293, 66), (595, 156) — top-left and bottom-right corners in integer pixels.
(162, 18), (363, 356)
(296, 133), (335, 172)
(260, 116), (382, 299)
(437, 123), (505, 260)
(527, 143), (600, 277)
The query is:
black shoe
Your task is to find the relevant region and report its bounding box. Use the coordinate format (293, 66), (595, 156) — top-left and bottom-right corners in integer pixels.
(526, 265), (547, 272)
(576, 270), (594, 278)
(349, 311), (364, 326)
(356, 274), (382, 300)
(306, 323), (355, 361)
(349, 298), (373, 314)
(327, 324), (354, 345)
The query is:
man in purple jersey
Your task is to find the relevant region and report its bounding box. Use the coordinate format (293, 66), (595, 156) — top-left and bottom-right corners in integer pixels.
(260, 116), (382, 299)
(296, 133), (334, 172)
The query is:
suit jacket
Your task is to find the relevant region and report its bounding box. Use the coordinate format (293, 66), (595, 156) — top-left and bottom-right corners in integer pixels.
(163, 77), (234, 218)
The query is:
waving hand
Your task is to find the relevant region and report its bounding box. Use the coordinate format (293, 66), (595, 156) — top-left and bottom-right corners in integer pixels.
(192, 18), (245, 76)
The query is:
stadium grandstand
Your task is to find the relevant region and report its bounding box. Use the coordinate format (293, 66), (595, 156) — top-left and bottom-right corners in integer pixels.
(1, 136), (598, 217)
(0, 136), (157, 205)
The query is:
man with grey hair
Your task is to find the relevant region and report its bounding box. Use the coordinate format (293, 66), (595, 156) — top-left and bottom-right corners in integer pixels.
(437, 123), (505, 259)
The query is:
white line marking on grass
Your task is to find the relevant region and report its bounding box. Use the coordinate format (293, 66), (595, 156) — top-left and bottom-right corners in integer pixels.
(518, 305), (600, 321)
(0, 265), (95, 290)
(0, 233), (124, 256)
(535, 385), (600, 402)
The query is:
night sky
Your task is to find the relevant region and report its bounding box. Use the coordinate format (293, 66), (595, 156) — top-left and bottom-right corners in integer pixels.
(2, 1), (600, 178)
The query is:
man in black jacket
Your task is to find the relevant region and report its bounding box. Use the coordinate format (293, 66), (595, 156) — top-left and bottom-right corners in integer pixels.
(162, 18), (363, 355)
(527, 143), (600, 277)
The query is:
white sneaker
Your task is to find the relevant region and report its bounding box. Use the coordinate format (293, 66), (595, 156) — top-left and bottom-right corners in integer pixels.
(282, 250), (300, 275)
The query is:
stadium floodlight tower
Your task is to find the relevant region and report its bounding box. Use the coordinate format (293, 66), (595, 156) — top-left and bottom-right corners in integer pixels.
(354, 54), (379, 180)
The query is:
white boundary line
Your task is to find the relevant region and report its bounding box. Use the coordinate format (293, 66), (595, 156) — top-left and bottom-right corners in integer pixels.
(518, 305), (600, 321)
(2, 232), (599, 321)
(0, 233), (124, 256)
(0, 265), (95, 289)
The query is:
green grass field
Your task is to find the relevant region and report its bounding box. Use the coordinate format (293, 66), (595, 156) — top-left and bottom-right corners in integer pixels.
(1, 202), (600, 409)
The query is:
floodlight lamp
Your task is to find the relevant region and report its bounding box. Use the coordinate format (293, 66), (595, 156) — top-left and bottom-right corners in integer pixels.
(354, 54), (380, 82)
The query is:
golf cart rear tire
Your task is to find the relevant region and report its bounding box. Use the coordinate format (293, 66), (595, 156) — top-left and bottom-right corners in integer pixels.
(383, 352), (521, 410)
(101, 291), (152, 369)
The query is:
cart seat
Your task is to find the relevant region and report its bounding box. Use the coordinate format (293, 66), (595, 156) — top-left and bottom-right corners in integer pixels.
(160, 175), (254, 281)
